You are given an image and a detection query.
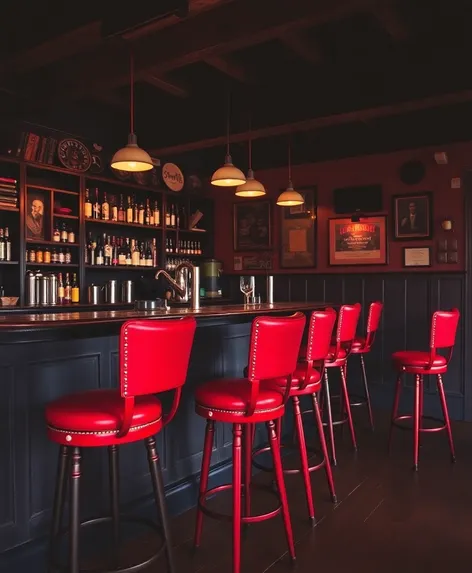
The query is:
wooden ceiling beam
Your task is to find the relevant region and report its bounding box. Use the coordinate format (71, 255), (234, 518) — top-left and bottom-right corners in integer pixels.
(149, 89), (472, 156)
(280, 30), (323, 66)
(372, 2), (408, 42)
(143, 74), (190, 98)
(50, 0), (375, 100)
(203, 55), (252, 83)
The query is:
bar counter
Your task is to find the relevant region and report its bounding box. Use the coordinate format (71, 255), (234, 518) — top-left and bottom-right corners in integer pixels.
(0, 301), (326, 570)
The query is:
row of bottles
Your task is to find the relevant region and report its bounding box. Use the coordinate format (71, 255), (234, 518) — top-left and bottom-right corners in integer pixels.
(0, 227), (12, 261)
(27, 246), (73, 264)
(165, 238), (202, 255)
(85, 234), (158, 267)
(52, 222), (76, 243)
(85, 188), (161, 226)
(26, 271), (80, 306)
(165, 257), (194, 271)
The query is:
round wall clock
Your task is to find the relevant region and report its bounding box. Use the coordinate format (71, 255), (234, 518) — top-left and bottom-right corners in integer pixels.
(57, 139), (92, 172)
(162, 162), (184, 192)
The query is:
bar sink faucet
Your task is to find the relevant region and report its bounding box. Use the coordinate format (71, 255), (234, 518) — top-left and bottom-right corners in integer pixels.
(155, 261), (200, 310)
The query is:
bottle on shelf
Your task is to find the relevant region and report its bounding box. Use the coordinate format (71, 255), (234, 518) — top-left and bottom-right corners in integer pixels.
(84, 189), (92, 218)
(93, 188), (101, 219)
(0, 228), (5, 261)
(118, 195), (125, 223)
(71, 273), (80, 303)
(53, 224), (61, 242)
(4, 227), (11, 261)
(102, 192), (110, 221)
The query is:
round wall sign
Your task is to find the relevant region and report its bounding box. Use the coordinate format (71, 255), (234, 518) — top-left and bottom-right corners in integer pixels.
(162, 162), (184, 192)
(57, 139), (92, 172)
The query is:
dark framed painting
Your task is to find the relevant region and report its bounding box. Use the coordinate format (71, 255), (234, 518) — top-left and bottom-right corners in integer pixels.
(233, 200), (272, 251)
(328, 215), (388, 266)
(280, 187), (317, 268)
(392, 192), (433, 240)
(26, 189), (48, 241)
(403, 246), (431, 267)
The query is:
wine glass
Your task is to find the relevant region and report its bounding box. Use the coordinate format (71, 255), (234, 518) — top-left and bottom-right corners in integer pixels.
(240, 276), (255, 305)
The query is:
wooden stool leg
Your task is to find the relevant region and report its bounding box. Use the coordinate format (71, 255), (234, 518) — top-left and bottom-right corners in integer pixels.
(232, 424), (243, 573)
(293, 396), (315, 523)
(194, 420), (215, 547)
(311, 393), (337, 503)
(413, 375), (421, 471)
(69, 447), (81, 573)
(340, 364), (357, 450)
(48, 446), (69, 573)
(146, 436), (175, 573)
(323, 369), (337, 465)
(437, 374), (456, 462)
(360, 355), (375, 431)
(267, 420), (296, 562)
(388, 375), (402, 452)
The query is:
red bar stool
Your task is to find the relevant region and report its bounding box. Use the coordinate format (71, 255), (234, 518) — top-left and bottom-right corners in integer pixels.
(389, 308), (460, 470)
(252, 308), (338, 522)
(45, 317), (197, 573)
(194, 312), (306, 573)
(320, 303), (361, 466)
(348, 301), (383, 431)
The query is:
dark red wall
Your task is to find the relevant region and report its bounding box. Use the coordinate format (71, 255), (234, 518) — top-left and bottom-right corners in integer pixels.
(211, 142), (468, 274)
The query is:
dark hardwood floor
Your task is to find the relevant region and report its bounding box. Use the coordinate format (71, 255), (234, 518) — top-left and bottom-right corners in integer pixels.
(88, 410), (472, 573)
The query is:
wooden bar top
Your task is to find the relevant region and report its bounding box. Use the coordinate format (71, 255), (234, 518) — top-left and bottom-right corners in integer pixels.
(0, 302), (325, 329)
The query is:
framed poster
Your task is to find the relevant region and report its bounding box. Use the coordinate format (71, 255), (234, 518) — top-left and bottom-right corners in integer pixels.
(26, 189), (48, 240)
(328, 216), (388, 266)
(280, 187), (317, 268)
(403, 247), (431, 267)
(392, 192), (433, 240)
(233, 200), (272, 251)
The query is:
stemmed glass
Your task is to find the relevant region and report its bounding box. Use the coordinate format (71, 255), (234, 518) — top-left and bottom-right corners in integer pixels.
(240, 276), (255, 305)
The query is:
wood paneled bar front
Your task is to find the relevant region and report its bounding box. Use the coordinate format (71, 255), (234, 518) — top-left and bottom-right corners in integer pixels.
(0, 302), (325, 570)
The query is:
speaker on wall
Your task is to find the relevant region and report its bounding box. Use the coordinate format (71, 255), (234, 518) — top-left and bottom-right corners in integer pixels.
(333, 184), (383, 215)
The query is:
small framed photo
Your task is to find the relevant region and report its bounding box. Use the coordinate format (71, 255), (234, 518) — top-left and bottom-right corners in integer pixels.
(328, 216), (388, 266)
(26, 189), (48, 241)
(403, 246), (431, 267)
(392, 192), (433, 240)
(233, 200), (272, 251)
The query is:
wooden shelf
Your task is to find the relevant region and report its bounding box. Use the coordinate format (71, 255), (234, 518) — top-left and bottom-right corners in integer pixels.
(85, 174), (164, 194)
(166, 227), (207, 233)
(85, 218), (163, 231)
(26, 239), (80, 247)
(26, 263), (79, 268)
(85, 265), (158, 271)
(0, 206), (19, 213)
(0, 261), (19, 265)
(27, 184), (79, 196)
(53, 213), (79, 220)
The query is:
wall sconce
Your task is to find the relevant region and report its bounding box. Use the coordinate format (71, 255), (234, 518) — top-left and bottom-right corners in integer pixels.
(441, 218), (453, 231)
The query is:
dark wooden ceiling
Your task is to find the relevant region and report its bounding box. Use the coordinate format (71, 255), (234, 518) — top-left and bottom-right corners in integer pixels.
(2, 0), (472, 175)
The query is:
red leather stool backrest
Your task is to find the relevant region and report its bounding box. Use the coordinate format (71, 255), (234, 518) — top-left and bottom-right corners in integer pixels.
(430, 308), (460, 351)
(365, 301), (383, 349)
(119, 317), (197, 397)
(306, 308), (337, 362)
(246, 312), (306, 381)
(331, 303), (361, 360)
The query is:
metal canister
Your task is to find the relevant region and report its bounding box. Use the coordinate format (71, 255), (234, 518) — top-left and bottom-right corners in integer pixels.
(201, 259), (223, 298)
(25, 271), (37, 306)
(48, 274), (58, 306)
(40, 274), (50, 306)
(266, 275), (274, 304)
(121, 280), (135, 303)
(88, 285), (101, 305)
(105, 280), (119, 304)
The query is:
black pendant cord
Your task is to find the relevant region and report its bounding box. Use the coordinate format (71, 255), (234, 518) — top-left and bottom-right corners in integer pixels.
(226, 90), (231, 158)
(248, 116), (252, 171)
(130, 54), (135, 135)
(288, 140), (292, 184)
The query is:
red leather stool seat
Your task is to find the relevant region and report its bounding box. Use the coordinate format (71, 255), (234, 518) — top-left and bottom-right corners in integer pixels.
(46, 389), (163, 447)
(392, 350), (447, 373)
(195, 379), (284, 423)
(267, 363), (322, 395)
(350, 336), (366, 352)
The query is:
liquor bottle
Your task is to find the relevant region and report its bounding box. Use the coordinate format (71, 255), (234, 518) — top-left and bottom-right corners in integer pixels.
(139, 242), (146, 266)
(104, 234), (112, 266)
(153, 201), (160, 226)
(93, 188), (101, 219)
(125, 238), (132, 265)
(111, 198), (118, 222)
(87, 233), (95, 265)
(131, 239), (140, 266)
(146, 242), (153, 267)
(145, 199), (151, 225)
(102, 192), (110, 220)
(138, 201), (145, 226)
(112, 237), (118, 266)
(118, 238), (127, 266)
(96, 236), (104, 265)
(64, 273), (71, 304)
(61, 223), (68, 243)
(4, 227), (10, 261)
(152, 238), (157, 267)
(126, 197), (133, 224)
(53, 224), (61, 242)
(170, 204), (176, 227)
(165, 204), (171, 227)
(57, 273), (64, 304)
(133, 197), (139, 224)
(71, 273), (80, 303)
(67, 227), (75, 243)
(84, 189), (92, 218)
(0, 229), (5, 261)
(118, 195), (125, 222)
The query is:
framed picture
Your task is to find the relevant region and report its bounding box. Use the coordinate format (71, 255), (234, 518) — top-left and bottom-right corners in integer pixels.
(26, 189), (48, 240)
(328, 215), (388, 266)
(233, 200), (272, 251)
(280, 187), (317, 268)
(403, 246), (431, 267)
(392, 192), (432, 240)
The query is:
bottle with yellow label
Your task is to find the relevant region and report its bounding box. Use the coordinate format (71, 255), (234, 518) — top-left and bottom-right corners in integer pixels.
(84, 188), (92, 218)
(71, 273), (80, 304)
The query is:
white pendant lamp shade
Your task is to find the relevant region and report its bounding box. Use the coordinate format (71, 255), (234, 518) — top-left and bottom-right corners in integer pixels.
(235, 168), (266, 197)
(276, 181), (304, 206)
(211, 154), (246, 187)
(111, 133), (154, 172)
(111, 54), (153, 173)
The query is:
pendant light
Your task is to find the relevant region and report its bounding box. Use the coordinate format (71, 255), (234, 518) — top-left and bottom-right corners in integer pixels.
(276, 141), (304, 206)
(235, 117), (266, 197)
(211, 92), (246, 187)
(111, 54), (153, 172)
